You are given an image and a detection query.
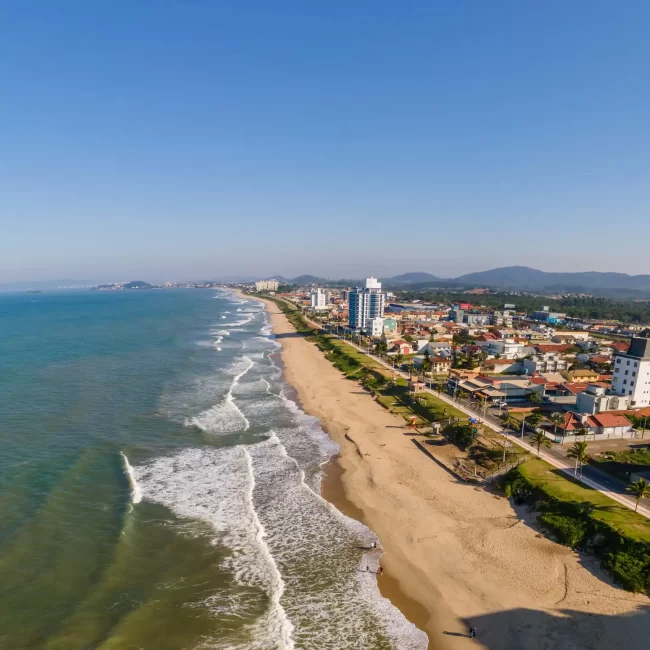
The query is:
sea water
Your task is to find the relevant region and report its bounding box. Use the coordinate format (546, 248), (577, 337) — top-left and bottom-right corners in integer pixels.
(0, 288), (428, 649)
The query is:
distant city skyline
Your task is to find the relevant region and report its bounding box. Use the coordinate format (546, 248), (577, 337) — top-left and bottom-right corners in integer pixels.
(2, 2), (650, 282)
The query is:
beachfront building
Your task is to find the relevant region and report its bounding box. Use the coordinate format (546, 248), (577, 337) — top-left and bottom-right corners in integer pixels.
(611, 337), (650, 408)
(348, 277), (387, 332)
(310, 288), (328, 310)
(255, 279), (280, 291)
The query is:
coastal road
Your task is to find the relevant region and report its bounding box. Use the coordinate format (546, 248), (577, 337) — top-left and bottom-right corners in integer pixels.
(311, 320), (650, 519)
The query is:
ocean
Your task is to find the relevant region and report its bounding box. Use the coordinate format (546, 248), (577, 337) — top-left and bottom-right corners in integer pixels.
(0, 288), (428, 650)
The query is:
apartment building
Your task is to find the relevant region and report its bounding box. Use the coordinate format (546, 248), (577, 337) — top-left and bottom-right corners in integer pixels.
(348, 277), (387, 332)
(611, 337), (650, 407)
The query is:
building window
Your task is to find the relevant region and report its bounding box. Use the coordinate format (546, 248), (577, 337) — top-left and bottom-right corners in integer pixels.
(635, 362), (638, 367)
(627, 360), (631, 366)
(625, 370), (629, 376)
(623, 379), (627, 385)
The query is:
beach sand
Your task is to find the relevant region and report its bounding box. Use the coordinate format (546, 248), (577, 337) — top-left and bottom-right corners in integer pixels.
(249, 292), (650, 649)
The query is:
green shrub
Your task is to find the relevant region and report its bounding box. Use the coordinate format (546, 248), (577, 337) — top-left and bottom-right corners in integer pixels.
(450, 424), (474, 450)
(502, 472), (534, 503)
(540, 513), (587, 548)
(603, 549), (650, 593)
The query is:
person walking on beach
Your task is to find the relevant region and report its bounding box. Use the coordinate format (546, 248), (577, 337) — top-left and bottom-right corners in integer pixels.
(377, 566), (383, 575)
(469, 626), (476, 638)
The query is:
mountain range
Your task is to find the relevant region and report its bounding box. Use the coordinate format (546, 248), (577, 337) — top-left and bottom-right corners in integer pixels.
(451, 267), (650, 294)
(275, 267), (650, 298)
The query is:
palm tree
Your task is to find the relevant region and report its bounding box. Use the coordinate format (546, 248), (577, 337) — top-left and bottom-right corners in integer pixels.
(575, 426), (589, 441)
(531, 430), (551, 457)
(407, 362), (417, 380)
(567, 441), (589, 479)
(627, 478), (650, 512)
(527, 390), (543, 405)
(503, 413), (519, 433)
(549, 412), (564, 436)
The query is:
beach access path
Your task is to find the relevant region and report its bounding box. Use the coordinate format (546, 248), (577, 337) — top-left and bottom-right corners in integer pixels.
(253, 294), (650, 650)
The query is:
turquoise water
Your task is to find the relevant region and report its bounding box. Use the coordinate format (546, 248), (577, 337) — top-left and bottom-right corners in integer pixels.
(0, 289), (427, 649)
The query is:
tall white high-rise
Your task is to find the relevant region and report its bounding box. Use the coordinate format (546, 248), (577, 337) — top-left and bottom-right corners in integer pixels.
(611, 337), (650, 408)
(310, 288), (328, 310)
(348, 277), (386, 332)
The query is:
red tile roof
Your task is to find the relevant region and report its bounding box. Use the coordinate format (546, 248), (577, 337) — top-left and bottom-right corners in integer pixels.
(592, 413), (632, 428)
(483, 358), (518, 366)
(589, 356), (611, 364)
(535, 344), (569, 353)
(560, 382), (589, 395)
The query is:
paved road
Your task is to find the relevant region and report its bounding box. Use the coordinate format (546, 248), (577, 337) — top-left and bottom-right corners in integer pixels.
(311, 319), (650, 519)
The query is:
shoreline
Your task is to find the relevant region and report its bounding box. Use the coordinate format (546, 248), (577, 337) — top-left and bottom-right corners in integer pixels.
(238, 290), (650, 650)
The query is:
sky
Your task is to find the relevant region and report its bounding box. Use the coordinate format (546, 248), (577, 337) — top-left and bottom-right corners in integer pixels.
(1, 0), (650, 283)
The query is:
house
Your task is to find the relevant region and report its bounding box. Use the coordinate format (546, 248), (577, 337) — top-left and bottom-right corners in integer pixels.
(575, 383), (630, 414)
(483, 340), (526, 359)
(558, 382), (589, 396)
(535, 344), (570, 354)
(413, 355), (452, 375)
(481, 358), (522, 374)
(382, 317), (398, 337)
(530, 375), (561, 395)
(588, 355), (612, 368)
(390, 340), (413, 355)
(522, 354), (568, 375)
(565, 369), (600, 383)
(420, 341), (453, 357)
(556, 412), (633, 438)
(414, 338), (431, 352)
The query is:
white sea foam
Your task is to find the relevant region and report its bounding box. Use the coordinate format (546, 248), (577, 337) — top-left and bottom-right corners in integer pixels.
(243, 446), (295, 648)
(246, 434), (427, 649)
(188, 356), (254, 433)
(160, 293), (428, 648)
(221, 314), (254, 327)
(120, 452), (142, 504)
(133, 446), (295, 649)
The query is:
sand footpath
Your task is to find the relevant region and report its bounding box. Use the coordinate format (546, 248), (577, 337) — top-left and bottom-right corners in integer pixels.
(248, 292), (650, 649)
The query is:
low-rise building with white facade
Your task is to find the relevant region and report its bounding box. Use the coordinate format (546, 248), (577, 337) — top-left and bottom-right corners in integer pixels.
(522, 354), (568, 375)
(576, 383), (629, 415)
(368, 317), (385, 338)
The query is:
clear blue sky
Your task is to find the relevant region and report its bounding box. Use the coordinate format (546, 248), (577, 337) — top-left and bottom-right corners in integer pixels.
(2, 0), (649, 282)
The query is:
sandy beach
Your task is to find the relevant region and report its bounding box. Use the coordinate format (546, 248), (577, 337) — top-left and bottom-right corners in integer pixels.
(247, 292), (650, 649)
